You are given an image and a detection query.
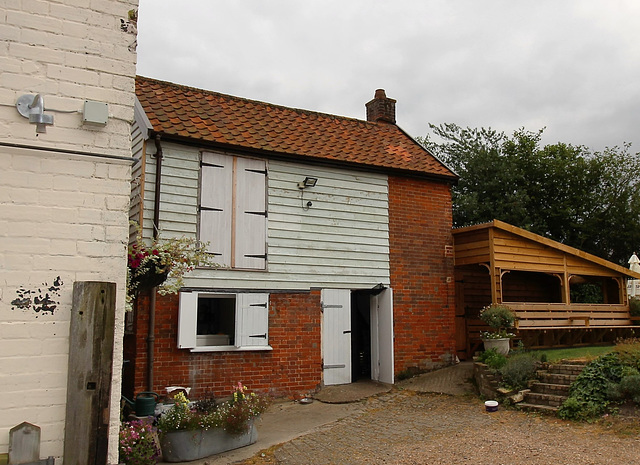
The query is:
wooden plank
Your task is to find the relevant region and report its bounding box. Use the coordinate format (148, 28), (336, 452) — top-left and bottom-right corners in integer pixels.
(516, 320), (589, 328)
(518, 325), (637, 330)
(63, 282), (116, 465)
(454, 240), (490, 252)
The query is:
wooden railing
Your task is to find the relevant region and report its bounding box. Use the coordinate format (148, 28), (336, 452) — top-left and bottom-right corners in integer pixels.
(504, 302), (638, 329)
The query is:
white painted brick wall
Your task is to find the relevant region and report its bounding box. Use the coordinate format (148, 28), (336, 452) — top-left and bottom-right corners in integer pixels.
(0, 0), (138, 158)
(0, 148), (131, 461)
(0, 1), (138, 463)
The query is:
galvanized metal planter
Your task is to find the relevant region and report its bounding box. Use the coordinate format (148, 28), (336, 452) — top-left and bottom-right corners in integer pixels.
(160, 421), (257, 462)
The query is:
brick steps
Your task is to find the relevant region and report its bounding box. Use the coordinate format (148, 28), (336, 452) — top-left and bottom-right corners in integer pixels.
(518, 360), (588, 414)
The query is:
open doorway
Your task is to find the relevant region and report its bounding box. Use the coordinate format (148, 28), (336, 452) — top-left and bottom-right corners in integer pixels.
(351, 291), (372, 381)
(321, 287), (394, 386)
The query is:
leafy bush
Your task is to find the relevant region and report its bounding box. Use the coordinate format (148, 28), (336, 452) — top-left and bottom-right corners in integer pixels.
(570, 283), (603, 303)
(629, 297), (640, 320)
(618, 375), (640, 403)
(500, 353), (538, 390)
(558, 352), (624, 420)
(614, 338), (640, 370)
(558, 397), (602, 422)
(477, 348), (507, 370)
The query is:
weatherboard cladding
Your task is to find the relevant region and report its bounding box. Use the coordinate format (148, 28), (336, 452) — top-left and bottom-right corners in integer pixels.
(135, 76), (456, 180)
(140, 142), (390, 290)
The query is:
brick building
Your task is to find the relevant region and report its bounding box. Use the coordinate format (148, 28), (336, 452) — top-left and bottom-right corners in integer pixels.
(127, 77), (458, 400)
(0, 2), (138, 463)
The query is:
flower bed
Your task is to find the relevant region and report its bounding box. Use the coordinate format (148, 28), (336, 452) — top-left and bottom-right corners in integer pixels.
(119, 418), (161, 465)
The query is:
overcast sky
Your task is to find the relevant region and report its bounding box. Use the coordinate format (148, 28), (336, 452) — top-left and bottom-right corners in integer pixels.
(136, 1), (640, 153)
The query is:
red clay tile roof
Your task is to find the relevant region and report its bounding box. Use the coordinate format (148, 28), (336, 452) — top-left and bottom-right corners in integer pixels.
(135, 76), (456, 180)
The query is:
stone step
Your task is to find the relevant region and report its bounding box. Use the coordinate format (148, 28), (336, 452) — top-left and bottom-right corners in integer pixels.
(530, 382), (570, 396)
(558, 359), (589, 365)
(537, 371), (578, 385)
(515, 361), (586, 415)
(523, 392), (566, 408)
(518, 402), (559, 414)
(546, 363), (586, 376)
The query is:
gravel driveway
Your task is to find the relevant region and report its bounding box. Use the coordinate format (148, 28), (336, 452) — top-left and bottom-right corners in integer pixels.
(239, 391), (640, 465)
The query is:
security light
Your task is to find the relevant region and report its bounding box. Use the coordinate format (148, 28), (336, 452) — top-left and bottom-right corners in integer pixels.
(297, 177), (318, 189)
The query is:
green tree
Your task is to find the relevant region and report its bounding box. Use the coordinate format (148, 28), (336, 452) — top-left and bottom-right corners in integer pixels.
(418, 124), (640, 265)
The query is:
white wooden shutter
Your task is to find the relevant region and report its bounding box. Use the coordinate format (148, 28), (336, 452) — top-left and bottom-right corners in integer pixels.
(177, 291), (198, 349)
(200, 152), (232, 267)
(234, 158), (267, 269)
(236, 293), (269, 348)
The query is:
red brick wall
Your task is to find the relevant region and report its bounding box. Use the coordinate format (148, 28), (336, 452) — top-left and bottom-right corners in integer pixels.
(129, 290), (322, 400)
(388, 175), (456, 374)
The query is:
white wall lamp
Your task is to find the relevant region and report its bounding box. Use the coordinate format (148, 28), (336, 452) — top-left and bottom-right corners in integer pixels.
(297, 176), (318, 210)
(16, 94), (54, 133)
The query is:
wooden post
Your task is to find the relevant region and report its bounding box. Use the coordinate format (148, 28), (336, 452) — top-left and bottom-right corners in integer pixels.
(63, 282), (116, 465)
(488, 228), (501, 304)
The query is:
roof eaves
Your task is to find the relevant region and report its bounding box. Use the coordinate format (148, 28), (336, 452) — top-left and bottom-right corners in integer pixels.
(149, 129), (458, 183)
(394, 123), (459, 183)
(491, 220), (640, 278)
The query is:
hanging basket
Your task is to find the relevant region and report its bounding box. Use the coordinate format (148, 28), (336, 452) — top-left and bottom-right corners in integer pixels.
(131, 267), (170, 292)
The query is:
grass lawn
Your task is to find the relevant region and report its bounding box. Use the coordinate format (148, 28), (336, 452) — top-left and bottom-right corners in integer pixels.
(530, 345), (614, 362)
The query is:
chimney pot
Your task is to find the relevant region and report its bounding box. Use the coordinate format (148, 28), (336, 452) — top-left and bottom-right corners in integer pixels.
(366, 89), (396, 124)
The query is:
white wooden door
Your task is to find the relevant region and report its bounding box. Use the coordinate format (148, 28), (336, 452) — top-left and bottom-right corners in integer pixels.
(321, 289), (351, 385)
(371, 288), (394, 384)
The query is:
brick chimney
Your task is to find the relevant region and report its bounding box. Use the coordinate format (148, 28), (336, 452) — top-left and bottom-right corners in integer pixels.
(366, 89), (396, 124)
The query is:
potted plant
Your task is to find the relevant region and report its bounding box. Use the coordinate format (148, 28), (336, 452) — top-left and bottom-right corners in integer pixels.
(157, 384), (269, 462)
(479, 303), (516, 355)
(127, 224), (215, 311)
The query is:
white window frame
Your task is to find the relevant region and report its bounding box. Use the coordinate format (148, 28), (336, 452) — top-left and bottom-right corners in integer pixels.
(177, 291), (272, 352)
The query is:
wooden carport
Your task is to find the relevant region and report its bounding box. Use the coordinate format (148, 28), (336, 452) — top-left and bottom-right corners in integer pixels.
(453, 220), (640, 359)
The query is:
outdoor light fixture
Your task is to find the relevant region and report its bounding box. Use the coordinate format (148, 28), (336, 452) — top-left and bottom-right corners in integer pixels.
(16, 94), (54, 133)
(297, 176), (318, 211)
(297, 176), (318, 189)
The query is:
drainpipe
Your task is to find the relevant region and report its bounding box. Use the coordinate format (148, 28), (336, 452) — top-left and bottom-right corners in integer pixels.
(147, 134), (163, 392)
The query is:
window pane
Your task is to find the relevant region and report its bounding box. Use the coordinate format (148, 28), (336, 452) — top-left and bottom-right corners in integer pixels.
(196, 296), (236, 346)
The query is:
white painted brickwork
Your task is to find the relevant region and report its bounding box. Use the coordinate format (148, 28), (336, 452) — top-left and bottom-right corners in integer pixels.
(0, 0), (138, 158)
(0, 1), (138, 463)
(0, 147), (131, 462)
